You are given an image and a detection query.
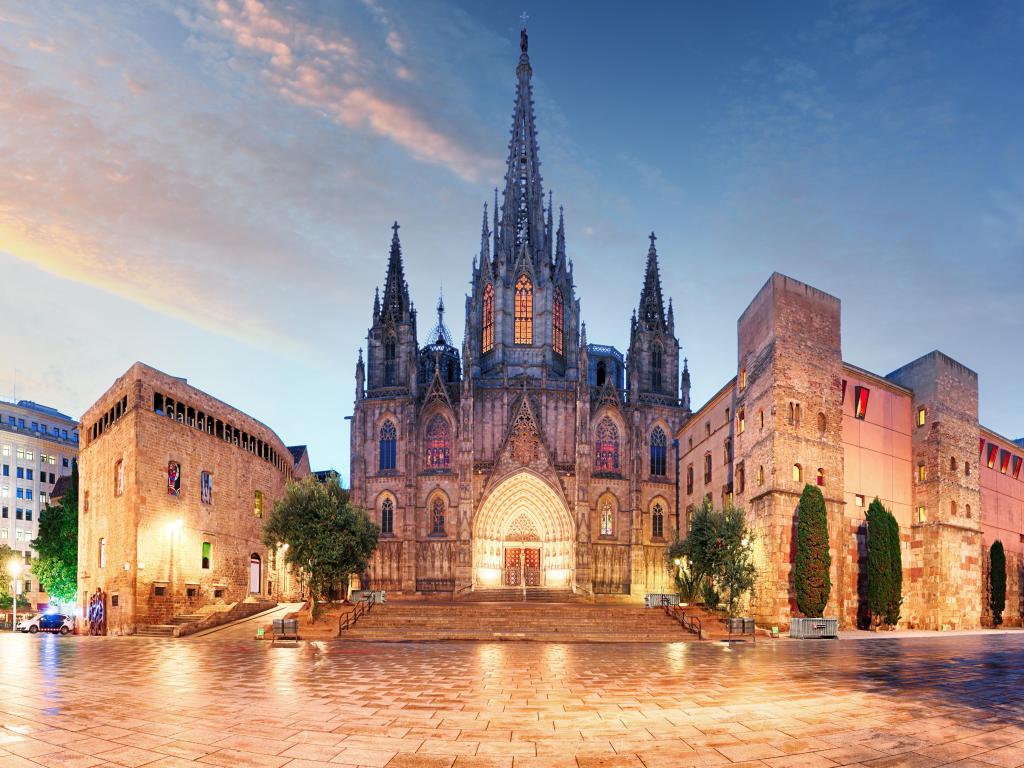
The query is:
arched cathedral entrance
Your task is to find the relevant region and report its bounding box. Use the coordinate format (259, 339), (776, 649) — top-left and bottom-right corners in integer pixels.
(472, 470), (575, 590)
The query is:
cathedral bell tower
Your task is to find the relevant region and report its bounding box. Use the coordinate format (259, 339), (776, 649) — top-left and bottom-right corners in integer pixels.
(627, 233), (681, 405)
(365, 222), (419, 397)
(467, 26), (580, 382)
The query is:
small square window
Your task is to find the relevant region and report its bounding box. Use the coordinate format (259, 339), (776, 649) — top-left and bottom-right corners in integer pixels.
(154, 585), (167, 596)
(855, 494), (864, 507)
(917, 407), (926, 427)
(917, 506), (926, 524)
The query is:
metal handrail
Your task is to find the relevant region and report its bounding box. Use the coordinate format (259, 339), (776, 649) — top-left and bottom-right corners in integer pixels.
(339, 592), (376, 632)
(664, 602), (703, 640)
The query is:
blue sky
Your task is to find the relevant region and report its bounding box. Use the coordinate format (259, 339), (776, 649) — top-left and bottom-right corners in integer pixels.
(1, 0), (1022, 477)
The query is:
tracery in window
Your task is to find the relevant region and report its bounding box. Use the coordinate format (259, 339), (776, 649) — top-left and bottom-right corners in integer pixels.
(650, 427), (667, 476)
(482, 283), (494, 353)
(594, 416), (620, 472)
(651, 503), (665, 539)
(381, 498), (394, 535)
(600, 499), (614, 536)
(552, 287), (564, 355)
(424, 415), (451, 469)
(379, 420), (397, 471)
(514, 274), (533, 344)
(430, 496), (446, 535)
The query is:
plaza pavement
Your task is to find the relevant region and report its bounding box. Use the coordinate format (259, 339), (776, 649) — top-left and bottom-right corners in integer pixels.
(1, 632), (1023, 768)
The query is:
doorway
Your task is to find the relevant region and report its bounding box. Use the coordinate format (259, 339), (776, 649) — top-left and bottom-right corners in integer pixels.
(249, 553), (261, 594)
(504, 547), (541, 586)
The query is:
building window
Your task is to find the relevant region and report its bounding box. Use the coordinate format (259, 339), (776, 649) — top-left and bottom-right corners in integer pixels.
(739, 368), (747, 389)
(201, 471), (213, 505)
(816, 467), (825, 486)
(685, 465), (693, 495)
(167, 461), (181, 496)
(1013, 456), (1023, 480)
(986, 443), (997, 469)
(430, 497), (445, 536)
(917, 463), (926, 482)
(917, 505), (926, 523)
(384, 335), (397, 387)
(111, 459), (124, 497)
(854, 386), (870, 419)
(965, 503), (972, 518)
(379, 421), (397, 471)
(650, 427), (667, 476)
(514, 274), (533, 344)
(759, 409), (764, 430)
(705, 422), (711, 438)
(552, 287), (565, 356)
(380, 498), (394, 536)
(482, 283), (494, 353)
(723, 438), (732, 465)
(596, 360), (607, 387)
(738, 409), (745, 434)
(99, 538), (106, 568)
(855, 494), (864, 507)
(600, 499), (613, 537)
(950, 500), (957, 517)
(84, 490), (89, 512)
(651, 503), (664, 539)
(950, 456), (957, 472)
(202, 541), (212, 570)
(736, 462), (745, 495)
(817, 412), (827, 435)
(594, 417), (620, 472)
(254, 490), (264, 518)
(424, 415), (451, 469)
(651, 344), (663, 390)
(999, 449), (1011, 475)
(792, 463), (802, 483)
(703, 453), (712, 485)
(917, 407), (926, 427)
(757, 465), (764, 485)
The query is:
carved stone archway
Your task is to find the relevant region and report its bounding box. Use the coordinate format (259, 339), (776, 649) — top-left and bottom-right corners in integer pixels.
(472, 470), (575, 589)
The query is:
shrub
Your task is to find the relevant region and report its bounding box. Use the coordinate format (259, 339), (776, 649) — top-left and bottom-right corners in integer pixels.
(990, 540), (1006, 627)
(794, 484), (831, 616)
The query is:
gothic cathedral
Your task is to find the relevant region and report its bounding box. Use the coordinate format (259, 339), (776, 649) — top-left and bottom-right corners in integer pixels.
(350, 28), (691, 598)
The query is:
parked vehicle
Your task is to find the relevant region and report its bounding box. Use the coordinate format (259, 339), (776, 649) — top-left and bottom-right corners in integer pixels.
(17, 613), (74, 635)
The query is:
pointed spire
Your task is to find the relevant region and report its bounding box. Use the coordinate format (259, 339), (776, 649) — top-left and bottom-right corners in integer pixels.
(381, 220), (411, 322)
(498, 21), (546, 268)
(373, 286), (380, 320)
(480, 202), (491, 263)
(546, 190), (554, 263)
(667, 296), (675, 333)
(638, 231), (666, 332)
(681, 357), (691, 412)
(426, 286), (453, 347)
(555, 205), (566, 266)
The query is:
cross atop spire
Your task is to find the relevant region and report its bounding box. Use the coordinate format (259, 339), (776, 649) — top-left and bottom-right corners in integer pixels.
(380, 220), (411, 322)
(638, 231), (666, 332)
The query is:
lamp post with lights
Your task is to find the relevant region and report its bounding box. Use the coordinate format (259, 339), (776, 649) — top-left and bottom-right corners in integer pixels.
(7, 559), (23, 632)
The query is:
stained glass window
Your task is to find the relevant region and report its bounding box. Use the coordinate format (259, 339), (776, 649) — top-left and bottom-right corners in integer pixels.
(652, 503), (664, 539)
(594, 416), (619, 472)
(381, 498), (394, 535)
(167, 461), (180, 496)
(600, 499), (613, 536)
(379, 421), (397, 471)
(482, 283), (494, 353)
(431, 497), (445, 535)
(650, 427), (667, 476)
(514, 274), (533, 344)
(424, 415), (450, 469)
(552, 287), (564, 355)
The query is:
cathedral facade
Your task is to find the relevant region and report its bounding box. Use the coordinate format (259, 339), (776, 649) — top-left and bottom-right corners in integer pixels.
(349, 29), (687, 598)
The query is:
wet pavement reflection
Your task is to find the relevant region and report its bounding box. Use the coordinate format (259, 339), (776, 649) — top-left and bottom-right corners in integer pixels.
(1, 632), (1023, 767)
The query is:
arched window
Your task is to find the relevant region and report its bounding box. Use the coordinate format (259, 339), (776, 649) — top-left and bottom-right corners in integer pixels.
(738, 409), (745, 434)
(651, 344), (663, 390)
(788, 402), (795, 425)
(651, 503), (665, 539)
(600, 499), (614, 536)
(724, 438), (732, 465)
(424, 415), (451, 468)
(757, 465), (764, 485)
(596, 360), (607, 387)
(552, 287), (564, 355)
(594, 417), (620, 472)
(430, 496), (445, 535)
(482, 283), (494, 353)
(793, 463), (802, 483)
(167, 461), (180, 496)
(816, 467), (825, 486)
(965, 503), (972, 518)
(817, 412), (827, 435)
(514, 274), (533, 344)
(950, 500), (957, 517)
(704, 453), (712, 484)
(685, 464), (693, 494)
(380, 498), (394, 535)
(650, 427), (667, 476)
(384, 335), (397, 386)
(201, 541), (211, 570)
(379, 420), (397, 471)
(950, 456), (957, 472)
(736, 462), (745, 494)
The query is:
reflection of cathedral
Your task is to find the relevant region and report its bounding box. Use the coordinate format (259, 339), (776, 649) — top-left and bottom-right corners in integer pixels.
(349, 27), (689, 597)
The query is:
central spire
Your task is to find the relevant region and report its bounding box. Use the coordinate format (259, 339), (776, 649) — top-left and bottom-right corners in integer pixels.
(498, 22), (547, 270)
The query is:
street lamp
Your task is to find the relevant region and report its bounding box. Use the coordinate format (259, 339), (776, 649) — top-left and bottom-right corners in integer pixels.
(7, 559), (22, 632)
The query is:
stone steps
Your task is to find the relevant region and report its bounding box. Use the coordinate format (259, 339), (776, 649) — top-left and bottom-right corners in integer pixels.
(135, 625), (176, 637)
(342, 601), (706, 642)
(458, 588), (581, 603)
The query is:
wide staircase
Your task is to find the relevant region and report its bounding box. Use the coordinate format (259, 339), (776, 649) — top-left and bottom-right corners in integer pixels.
(136, 612), (202, 638)
(341, 599), (710, 642)
(457, 587), (580, 603)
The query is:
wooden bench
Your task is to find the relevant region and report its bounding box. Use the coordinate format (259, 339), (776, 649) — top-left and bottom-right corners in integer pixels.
(271, 618), (299, 645)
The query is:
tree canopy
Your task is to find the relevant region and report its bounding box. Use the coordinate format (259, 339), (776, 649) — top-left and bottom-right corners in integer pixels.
(32, 460), (79, 606)
(262, 477), (379, 620)
(794, 484), (831, 617)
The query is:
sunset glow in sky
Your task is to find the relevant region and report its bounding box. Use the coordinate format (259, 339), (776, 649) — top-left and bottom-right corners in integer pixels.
(1, 1), (1022, 475)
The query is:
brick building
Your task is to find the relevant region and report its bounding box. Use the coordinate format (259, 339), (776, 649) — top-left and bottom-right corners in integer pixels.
(77, 363), (308, 634)
(350, 27), (686, 598)
(680, 273), (1023, 630)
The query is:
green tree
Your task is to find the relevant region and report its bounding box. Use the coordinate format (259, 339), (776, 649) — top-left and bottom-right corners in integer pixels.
(866, 498), (902, 627)
(0, 543), (30, 611)
(262, 477), (379, 621)
(31, 460), (79, 606)
(990, 540), (1006, 627)
(794, 484), (831, 617)
(669, 499), (755, 615)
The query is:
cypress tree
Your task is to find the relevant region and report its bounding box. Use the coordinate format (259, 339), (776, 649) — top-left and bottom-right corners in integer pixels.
(883, 506), (903, 627)
(794, 484), (831, 616)
(866, 498), (894, 627)
(990, 540), (1006, 627)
